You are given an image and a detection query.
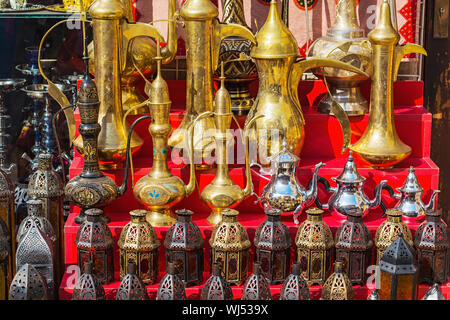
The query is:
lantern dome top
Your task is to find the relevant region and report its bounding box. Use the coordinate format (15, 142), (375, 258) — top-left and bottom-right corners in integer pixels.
(380, 233), (417, 275)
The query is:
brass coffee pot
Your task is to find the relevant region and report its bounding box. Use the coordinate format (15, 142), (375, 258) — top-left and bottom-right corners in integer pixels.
(308, 0), (371, 116)
(349, 0), (427, 168)
(168, 0), (256, 163)
(199, 64), (262, 225)
(246, 0), (369, 166)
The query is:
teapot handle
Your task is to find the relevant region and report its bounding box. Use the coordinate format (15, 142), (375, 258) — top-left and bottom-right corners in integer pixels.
(376, 184), (394, 217)
(307, 175), (330, 210)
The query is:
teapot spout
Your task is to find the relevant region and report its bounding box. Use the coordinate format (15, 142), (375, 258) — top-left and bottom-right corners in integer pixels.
(368, 180), (388, 209)
(305, 162), (325, 204)
(425, 190), (440, 211)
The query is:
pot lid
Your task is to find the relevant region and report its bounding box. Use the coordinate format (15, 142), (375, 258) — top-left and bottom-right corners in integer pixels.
(397, 166), (423, 193)
(335, 151), (365, 184)
(268, 140), (299, 164)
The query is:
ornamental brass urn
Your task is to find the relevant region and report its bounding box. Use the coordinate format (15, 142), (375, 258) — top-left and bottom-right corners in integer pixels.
(209, 208), (251, 285)
(72, 261), (106, 301)
(295, 208), (334, 286)
(279, 262), (311, 300)
(320, 261), (354, 300)
(241, 262), (272, 300)
(201, 262), (233, 300)
(118, 209), (160, 285)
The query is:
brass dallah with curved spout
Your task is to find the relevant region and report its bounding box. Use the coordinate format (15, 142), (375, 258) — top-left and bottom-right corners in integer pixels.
(245, 0), (370, 166)
(168, 0), (256, 165)
(349, 0), (427, 169)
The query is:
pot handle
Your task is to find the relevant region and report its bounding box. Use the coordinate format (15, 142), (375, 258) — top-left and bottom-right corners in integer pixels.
(307, 175), (330, 209)
(376, 184), (394, 217)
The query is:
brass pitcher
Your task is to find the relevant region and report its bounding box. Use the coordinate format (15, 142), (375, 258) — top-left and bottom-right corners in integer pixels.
(246, 0), (369, 166)
(308, 0), (371, 116)
(200, 64), (262, 225)
(349, 0), (427, 169)
(168, 0), (256, 163)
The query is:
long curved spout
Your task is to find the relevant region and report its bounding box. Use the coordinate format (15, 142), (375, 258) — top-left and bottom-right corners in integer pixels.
(242, 115), (264, 197)
(368, 180), (388, 209)
(305, 162), (325, 203)
(161, 0), (178, 65)
(425, 190), (440, 211)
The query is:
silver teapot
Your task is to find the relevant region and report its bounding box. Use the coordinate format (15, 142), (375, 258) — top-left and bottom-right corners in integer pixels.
(384, 166), (439, 219)
(313, 151), (388, 220)
(253, 142), (325, 225)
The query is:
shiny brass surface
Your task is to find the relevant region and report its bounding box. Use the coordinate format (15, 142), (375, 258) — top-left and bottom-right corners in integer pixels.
(308, 0), (371, 116)
(168, 0), (256, 161)
(246, 0), (369, 165)
(320, 261), (354, 300)
(349, 0), (427, 169)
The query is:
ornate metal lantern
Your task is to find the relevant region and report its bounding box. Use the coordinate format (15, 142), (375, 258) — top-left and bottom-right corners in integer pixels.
(27, 152), (64, 284)
(0, 218), (9, 300)
(414, 209), (449, 284)
(156, 262), (187, 300)
(118, 209), (160, 285)
(422, 283), (446, 300)
(210, 208), (251, 286)
(72, 261), (105, 300)
(75, 208), (114, 284)
(164, 209), (204, 287)
(9, 264), (49, 300)
(367, 289), (380, 300)
(375, 209), (413, 264)
(201, 262), (233, 300)
(320, 261), (354, 300)
(0, 167), (15, 281)
(295, 208), (334, 286)
(15, 219), (55, 299)
(241, 262), (272, 300)
(17, 199), (56, 246)
(335, 208), (373, 286)
(254, 208), (292, 284)
(379, 233), (418, 300)
(280, 262), (311, 300)
(116, 262), (149, 300)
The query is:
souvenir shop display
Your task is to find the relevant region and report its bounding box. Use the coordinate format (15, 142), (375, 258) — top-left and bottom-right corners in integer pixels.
(71, 261), (106, 301)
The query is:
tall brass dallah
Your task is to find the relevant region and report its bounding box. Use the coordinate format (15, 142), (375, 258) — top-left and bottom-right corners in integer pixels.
(74, 0), (166, 170)
(349, 0), (427, 169)
(200, 64), (262, 225)
(246, 0), (369, 166)
(168, 0), (256, 162)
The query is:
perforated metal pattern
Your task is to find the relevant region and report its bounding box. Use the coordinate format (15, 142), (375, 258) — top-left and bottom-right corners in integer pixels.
(9, 264), (48, 300)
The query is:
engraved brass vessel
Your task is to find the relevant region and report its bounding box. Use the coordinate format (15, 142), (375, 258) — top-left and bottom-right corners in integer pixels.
(308, 0), (371, 116)
(168, 0), (256, 161)
(349, 0), (427, 169)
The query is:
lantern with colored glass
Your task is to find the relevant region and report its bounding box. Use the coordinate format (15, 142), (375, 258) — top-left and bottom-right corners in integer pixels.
(210, 208), (250, 285)
(118, 209), (160, 285)
(254, 208), (292, 284)
(164, 209), (204, 286)
(334, 208), (373, 286)
(414, 209), (449, 284)
(379, 233), (418, 300)
(75, 208), (114, 284)
(295, 208), (334, 286)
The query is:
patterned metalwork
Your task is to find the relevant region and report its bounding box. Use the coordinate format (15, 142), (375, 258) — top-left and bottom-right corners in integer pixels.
(9, 264), (48, 300)
(164, 209), (204, 286)
(422, 283), (446, 300)
(414, 209), (449, 284)
(75, 208), (114, 284)
(116, 262), (149, 300)
(375, 209), (413, 264)
(156, 262), (187, 300)
(201, 262), (233, 300)
(335, 208), (373, 286)
(295, 208), (334, 286)
(72, 261), (105, 300)
(118, 209), (160, 285)
(241, 262), (272, 300)
(280, 262), (311, 300)
(320, 261), (354, 300)
(15, 219), (55, 299)
(0, 217), (9, 300)
(209, 208), (251, 286)
(379, 233), (418, 300)
(254, 208), (292, 284)
(17, 199), (56, 245)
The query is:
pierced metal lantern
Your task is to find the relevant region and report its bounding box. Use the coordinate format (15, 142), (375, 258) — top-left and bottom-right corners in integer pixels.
(0, 167), (15, 282)
(201, 262), (233, 300)
(116, 262), (149, 300)
(422, 283), (446, 300)
(280, 262), (311, 300)
(118, 209), (160, 285)
(0, 218), (9, 300)
(156, 262), (187, 300)
(335, 208), (373, 286)
(414, 209), (449, 284)
(379, 233), (418, 300)
(210, 208), (251, 286)
(295, 208), (334, 286)
(9, 264), (48, 300)
(320, 261), (354, 300)
(17, 199), (56, 246)
(367, 289), (380, 300)
(27, 153), (64, 285)
(241, 262), (272, 300)
(75, 208), (114, 284)
(254, 208), (292, 284)
(375, 209), (413, 265)
(164, 209), (204, 287)
(72, 261), (105, 300)
(15, 219), (55, 299)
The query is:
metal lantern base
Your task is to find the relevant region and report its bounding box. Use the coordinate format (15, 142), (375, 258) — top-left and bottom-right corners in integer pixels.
(318, 85), (368, 116)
